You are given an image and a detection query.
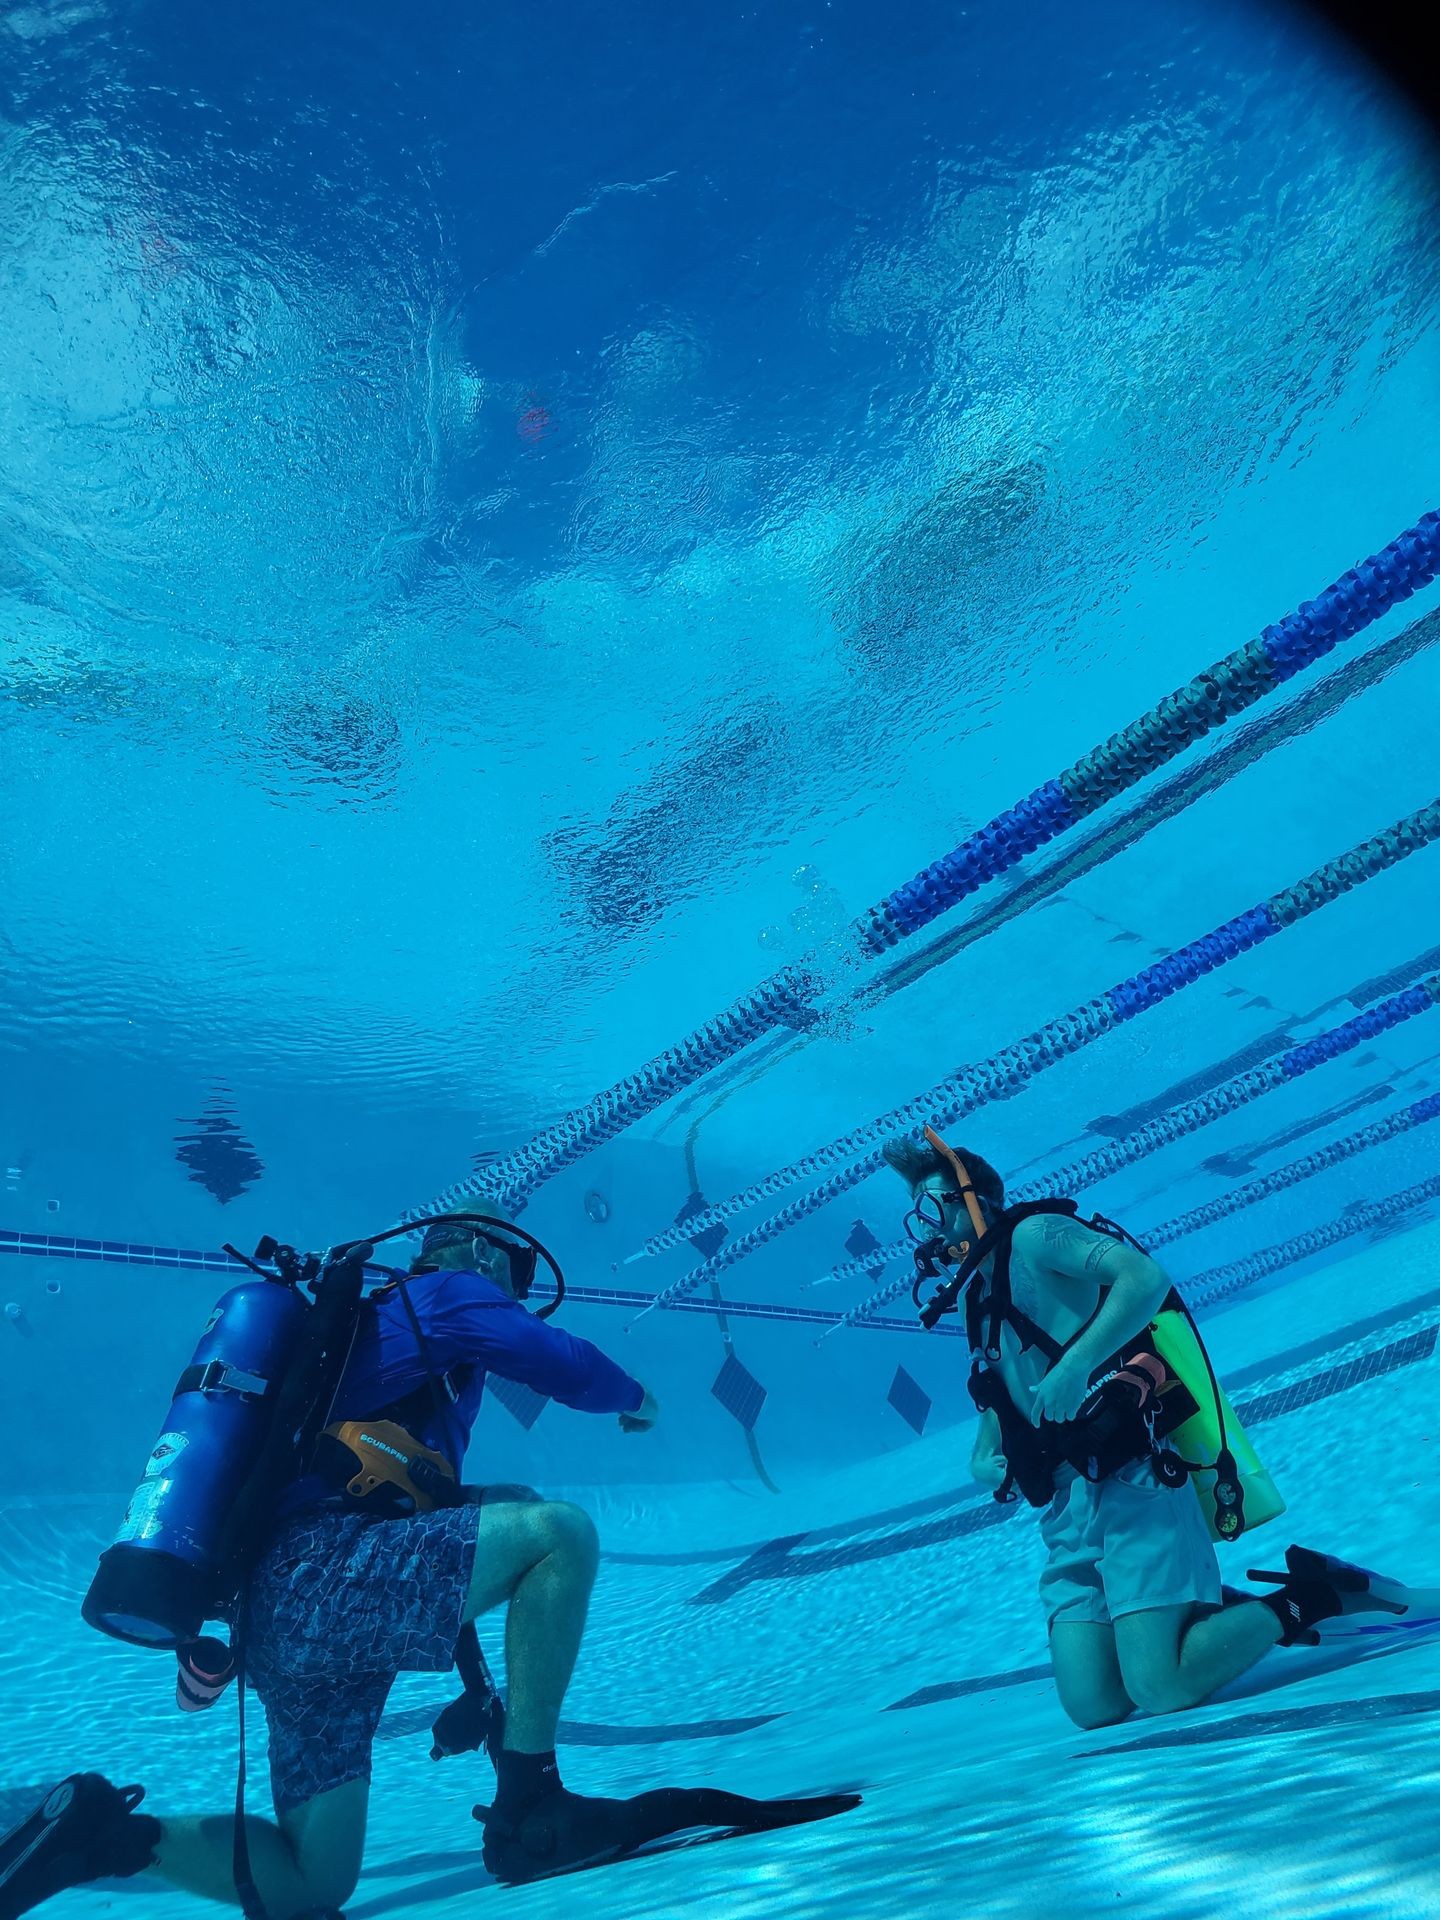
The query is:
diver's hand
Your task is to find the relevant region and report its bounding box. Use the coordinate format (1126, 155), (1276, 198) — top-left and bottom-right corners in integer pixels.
(1030, 1353), (1092, 1426)
(619, 1386), (659, 1433)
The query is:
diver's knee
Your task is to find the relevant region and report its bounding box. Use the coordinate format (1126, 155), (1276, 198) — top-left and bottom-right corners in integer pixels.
(1123, 1670), (1201, 1716)
(1055, 1679), (1134, 1730)
(279, 1778), (367, 1914)
(537, 1500), (600, 1567)
(1062, 1698), (1133, 1731)
(296, 1864), (360, 1915)
(479, 1482), (544, 1506)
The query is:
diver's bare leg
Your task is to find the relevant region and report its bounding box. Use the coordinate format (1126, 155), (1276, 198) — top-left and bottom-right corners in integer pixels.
(463, 1499), (600, 1750)
(149, 1778), (367, 1916)
(1048, 1620), (1134, 1728)
(1114, 1599), (1281, 1713)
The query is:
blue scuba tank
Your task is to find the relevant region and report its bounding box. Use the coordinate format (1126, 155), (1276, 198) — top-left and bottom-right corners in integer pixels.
(82, 1278), (309, 1648)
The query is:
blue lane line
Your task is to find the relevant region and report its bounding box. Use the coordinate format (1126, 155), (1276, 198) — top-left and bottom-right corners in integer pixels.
(0, 1231), (248, 1270)
(0, 1228), (955, 1337)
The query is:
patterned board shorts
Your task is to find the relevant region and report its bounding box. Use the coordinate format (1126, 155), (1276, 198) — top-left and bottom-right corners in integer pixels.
(244, 1503), (484, 1814)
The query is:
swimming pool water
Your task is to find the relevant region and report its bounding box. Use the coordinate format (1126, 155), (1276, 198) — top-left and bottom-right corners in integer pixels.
(2, 2), (1439, 1916)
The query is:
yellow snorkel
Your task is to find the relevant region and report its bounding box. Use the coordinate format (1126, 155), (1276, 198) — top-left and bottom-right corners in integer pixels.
(922, 1125), (990, 1248)
(909, 1127), (996, 1329)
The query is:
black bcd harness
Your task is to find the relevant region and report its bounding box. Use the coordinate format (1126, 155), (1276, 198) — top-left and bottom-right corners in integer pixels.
(920, 1198), (1191, 1509)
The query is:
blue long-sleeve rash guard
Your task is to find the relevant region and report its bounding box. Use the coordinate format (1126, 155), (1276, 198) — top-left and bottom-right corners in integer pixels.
(279, 1266), (644, 1517)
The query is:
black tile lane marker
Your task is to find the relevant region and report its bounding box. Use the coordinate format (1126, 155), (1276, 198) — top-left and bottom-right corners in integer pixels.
(689, 1501), (1014, 1605)
(1076, 1687), (1440, 1757)
(886, 1666), (1052, 1710)
(377, 1705), (785, 1748)
(608, 1481), (996, 1568)
(1219, 1282), (1440, 1397)
(1234, 1325), (1436, 1427)
(687, 1319), (1439, 1608)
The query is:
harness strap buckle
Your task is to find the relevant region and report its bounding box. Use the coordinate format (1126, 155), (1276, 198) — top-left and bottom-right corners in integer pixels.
(204, 1360), (269, 1398)
(177, 1359), (272, 1400)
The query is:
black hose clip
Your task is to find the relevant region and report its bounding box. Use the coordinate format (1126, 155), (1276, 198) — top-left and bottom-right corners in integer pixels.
(917, 1270), (964, 1329)
(1152, 1447), (1189, 1490)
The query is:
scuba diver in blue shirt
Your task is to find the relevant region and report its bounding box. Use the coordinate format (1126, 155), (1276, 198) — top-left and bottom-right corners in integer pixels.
(2, 1211), (855, 1920)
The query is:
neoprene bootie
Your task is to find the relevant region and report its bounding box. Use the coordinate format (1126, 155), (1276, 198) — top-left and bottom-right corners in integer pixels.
(1249, 1543), (1410, 1646)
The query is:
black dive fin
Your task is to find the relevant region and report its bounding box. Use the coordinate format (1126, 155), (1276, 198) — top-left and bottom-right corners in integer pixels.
(1248, 1543), (1414, 1616)
(610, 1786), (860, 1848)
(476, 1785), (860, 1886)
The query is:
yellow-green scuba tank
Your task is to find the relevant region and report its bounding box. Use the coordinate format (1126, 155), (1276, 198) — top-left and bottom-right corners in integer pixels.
(1149, 1305), (1285, 1542)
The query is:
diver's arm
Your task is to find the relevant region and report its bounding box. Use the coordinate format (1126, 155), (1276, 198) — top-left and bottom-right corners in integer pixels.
(489, 1307), (647, 1415)
(970, 1408), (1006, 1490)
(431, 1273), (646, 1415)
(1022, 1216), (1172, 1425)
